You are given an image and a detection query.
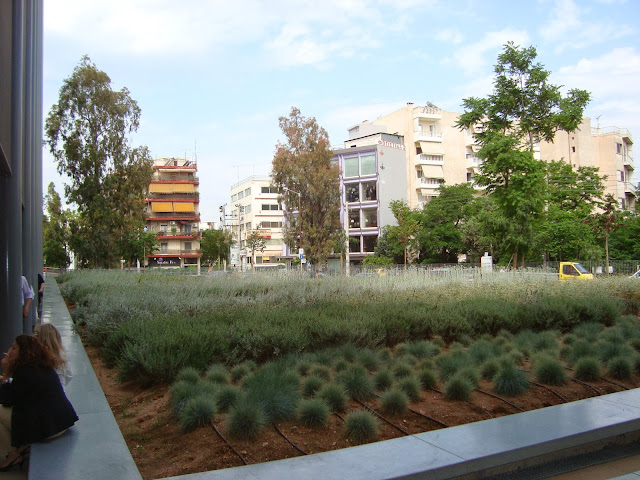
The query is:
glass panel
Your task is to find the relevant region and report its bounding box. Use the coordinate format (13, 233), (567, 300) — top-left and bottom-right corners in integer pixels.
(346, 184), (359, 203)
(344, 157), (359, 177)
(360, 154), (376, 176)
(349, 236), (361, 253)
(362, 181), (376, 201)
(363, 236), (377, 252)
(184, 224), (192, 233)
(363, 209), (377, 228)
(349, 210), (360, 229)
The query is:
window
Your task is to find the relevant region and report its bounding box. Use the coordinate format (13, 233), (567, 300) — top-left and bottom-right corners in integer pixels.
(344, 157), (359, 177)
(363, 236), (377, 252)
(238, 191), (244, 199)
(571, 146), (576, 153)
(619, 171), (625, 181)
(160, 224), (168, 232)
(360, 154), (376, 176)
(349, 236), (361, 253)
(349, 210), (360, 229)
(246, 222), (251, 230)
(161, 242), (168, 251)
(231, 194), (237, 202)
(362, 181), (376, 201)
(416, 144), (422, 155)
(245, 205), (251, 213)
(244, 188), (251, 197)
(184, 224), (192, 233)
(363, 209), (377, 228)
(616, 143), (622, 154)
(184, 242), (192, 251)
(346, 184), (359, 203)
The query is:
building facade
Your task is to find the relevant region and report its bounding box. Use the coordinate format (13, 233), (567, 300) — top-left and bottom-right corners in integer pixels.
(332, 130), (407, 262)
(227, 176), (286, 267)
(145, 157), (201, 269)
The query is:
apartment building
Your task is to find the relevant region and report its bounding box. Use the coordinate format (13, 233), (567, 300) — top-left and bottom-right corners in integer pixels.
(145, 157), (201, 269)
(332, 129), (407, 262)
(227, 176), (286, 267)
(363, 103), (635, 211)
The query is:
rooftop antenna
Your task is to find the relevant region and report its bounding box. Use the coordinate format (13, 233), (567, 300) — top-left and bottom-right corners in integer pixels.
(596, 115), (602, 130)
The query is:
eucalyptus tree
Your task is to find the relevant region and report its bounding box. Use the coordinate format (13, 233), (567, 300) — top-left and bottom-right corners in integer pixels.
(457, 42), (590, 268)
(271, 107), (342, 265)
(45, 56), (153, 268)
(200, 229), (233, 268)
(42, 182), (70, 269)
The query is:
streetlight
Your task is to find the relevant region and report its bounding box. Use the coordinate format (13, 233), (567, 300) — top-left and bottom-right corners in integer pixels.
(283, 186), (303, 271)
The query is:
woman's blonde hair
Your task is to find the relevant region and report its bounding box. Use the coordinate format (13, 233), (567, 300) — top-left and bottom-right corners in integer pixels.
(34, 324), (66, 367)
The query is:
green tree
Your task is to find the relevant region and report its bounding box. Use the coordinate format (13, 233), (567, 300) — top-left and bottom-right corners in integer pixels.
(417, 183), (476, 263)
(246, 230), (267, 267)
(42, 182), (70, 269)
(44, 56), (153, 268)
(271, 107), (342, 265)
(457, 42), (590, 268)
(609, 213), (640, 260)
(387, 200), (419, 266)
(200, 229), (232, 268)
(118, 226), (158, 269)
(588, 194), (626, 275)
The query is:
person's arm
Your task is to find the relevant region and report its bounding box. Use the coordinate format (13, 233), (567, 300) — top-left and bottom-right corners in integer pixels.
(23, 297), (32, 318)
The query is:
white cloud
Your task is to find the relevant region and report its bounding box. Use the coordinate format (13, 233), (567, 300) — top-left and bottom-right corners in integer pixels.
(435, 29), (464, 45)
(448, 29), (530, 75)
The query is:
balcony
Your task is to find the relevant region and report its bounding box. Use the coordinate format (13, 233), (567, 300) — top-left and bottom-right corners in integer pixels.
(415, 130), (443, 143)
(466, 154), (481, 169)
(153, 249), (201, 257)
(416, 154), (444, 165)
(417, 177), (444, 190)
(413, 106), (442, 120)
(622, 155), (634, 168)
(624, 182), (636, 194)
(155, 230), (201, 239)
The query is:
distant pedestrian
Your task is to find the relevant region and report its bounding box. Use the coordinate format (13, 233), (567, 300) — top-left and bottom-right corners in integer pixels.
(20, 276), (34, 320)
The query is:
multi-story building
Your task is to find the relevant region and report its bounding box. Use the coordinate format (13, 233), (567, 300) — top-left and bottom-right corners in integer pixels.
(227, 176), (286, 267)
(332, 129), (407, 262)
(362, 103), (634, 211)
(145, 157), (201, 269)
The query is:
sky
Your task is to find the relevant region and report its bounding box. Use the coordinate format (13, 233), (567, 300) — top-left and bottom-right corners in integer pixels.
(42, 0), (640, 223)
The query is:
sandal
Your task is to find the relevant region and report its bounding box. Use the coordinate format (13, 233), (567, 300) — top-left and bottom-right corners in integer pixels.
(0, 445), (30, 471)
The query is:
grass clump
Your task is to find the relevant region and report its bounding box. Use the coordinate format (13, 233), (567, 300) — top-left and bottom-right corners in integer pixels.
(574, 357), (601, 382)
(380, 389), (409, 416)
(392, 362), (415, 379)
(607, 356), (633, 381)
(214, 384), (242, 413)
(302, 376), (326, 398)
(175, 366), (200, 384)
(309, 364), (332, 381)
(373, 369), (394, 392)
(244, 363), (300, 423)
(493, 363), (529, 396)
(205, 364), (229, 384)
(480, 359), (500, 381)
(230, 364), (251, 383)
(225, 399), (266, 441)
(357, 349), (380, 372)
(317, 384), (348, 413)
(169, 380), (201, 416)
(296, 360), (311, 376)
(444, 374), (474, 401)
(532, 355), (567, 386)
(297, 398), (330, 427)
(179, 396), (217, 432)
(333, 358), (349, 373)
(397, 376), (421, 402)
(344, 410), (379, 443)
(417, 368), (438, 390)
(337, 365), (373, 401)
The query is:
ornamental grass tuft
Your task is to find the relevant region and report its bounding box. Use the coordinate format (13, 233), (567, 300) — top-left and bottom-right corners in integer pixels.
(302, 376), (325, 398)
(214, 384), (242, 413)
(397, 376), (421, 402)
(574, 357), (601, 382)
(297, 398), (330, 427)
(337, 365), (373, 401)
(179, 395), (217, 432)
(170, 380), (200, 416)
(392, 361), (414, 380)
(230, 364), (251, 383)
(493, 362), (529, 396)
(317, 383), (348, 413)
(357, 349), (380, 372)
(532, 355), (567, 386)
(607, 356), (633, 381)
(444, 374), (474, 401)
(373, 369), (394, 392)
(417, 368), (438, 390)
(225, 399), (266, 441)
(344, 410), (379, 443)
(205, 364), (229, 384)
(480, 359), (500, 381)
(175, 366), (200, 384)
(244, 363), (300, 423)
(309, 364), (332, 381)
(380, 388), (409, 416)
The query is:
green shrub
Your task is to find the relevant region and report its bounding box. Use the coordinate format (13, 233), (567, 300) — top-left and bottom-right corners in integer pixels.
(457, 366), (481, 388)
(533, 355), (567, 386)
(309, 364), (332, 381)
(337, 365), (373, 401)
(297, 398), (330, 427)
(573, 322), (605, 341)
(435, 350), (471, 381)
(417, 368), (438, 390)
(176, 366), (201, 384)
(169, 380), (200, 416)
(244, 363), (300, 423)
(225, 399), (266, 441)
(179, 395), (217, 432)
(567, 340), (598, 366)
(205, 364), (229, 384)
(214, 384), (242, 413)
(344, 410), (379, 443)
(296, 360), (311, 376)
(480, 359), (500, 381)
(333, 358), (349, 373)
(302, 376), (325, 398)
(392, 362), (414, 379)
(432, 337), (445, 348)
(373, 369), (394, 392)
(574, 357), (601, 382)
(317, 384), (348, 413)
(607, 356), (633, 380)
(230, 364), (251, 383)
(357, 349), (380, 372)
(493, 363), (529, 396)
(444, 374), (473, 401)
(405, 340), (440, 359)
(468, 340), (496, 364)
(397, 376), (421, 401)
(380, 389), (409, 416)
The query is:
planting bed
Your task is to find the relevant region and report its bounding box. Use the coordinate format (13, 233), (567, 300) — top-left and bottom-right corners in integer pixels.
(86, 341), (640, 480)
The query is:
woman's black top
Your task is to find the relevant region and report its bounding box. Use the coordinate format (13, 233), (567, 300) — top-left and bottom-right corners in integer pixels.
(0, 366), (78, 447)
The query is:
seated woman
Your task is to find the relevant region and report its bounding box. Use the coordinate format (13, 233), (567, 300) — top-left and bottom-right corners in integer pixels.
(34, 324), (73, 388)
(0, 334), (78, 470)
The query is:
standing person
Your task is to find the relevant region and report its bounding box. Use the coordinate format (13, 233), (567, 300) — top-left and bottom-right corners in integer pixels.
(20, 276), (34, 320)
(34, 324), (72, 388)
(0, 335), (78, 470)
(37, 273), (45, 321)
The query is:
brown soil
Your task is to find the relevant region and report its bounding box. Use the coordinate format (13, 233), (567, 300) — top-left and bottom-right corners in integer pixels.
(84, 344), (640, 480)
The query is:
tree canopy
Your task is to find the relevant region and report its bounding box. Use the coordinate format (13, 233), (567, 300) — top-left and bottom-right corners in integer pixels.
(271, 107), (342, 265)
(42, 182), (70, 269)
(45, 56), (153, 268)
(200, 229), (233, 267)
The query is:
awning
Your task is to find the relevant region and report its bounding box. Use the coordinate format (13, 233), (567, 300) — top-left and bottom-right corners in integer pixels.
(421, 165), (444, 178)
(418, 141), (445, 155)
(151, 202), (173, 212)
(149, 184), (173, 194)
(172, 183), (195, 193)
(173, 202), (195, 212)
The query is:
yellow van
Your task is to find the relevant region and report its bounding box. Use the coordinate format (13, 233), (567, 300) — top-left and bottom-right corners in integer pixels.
(559, 262), (594, 281)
